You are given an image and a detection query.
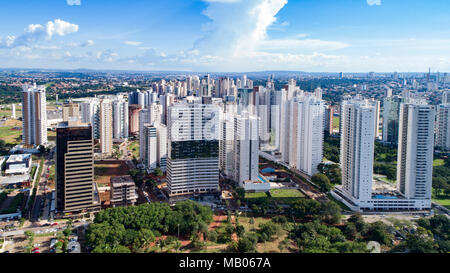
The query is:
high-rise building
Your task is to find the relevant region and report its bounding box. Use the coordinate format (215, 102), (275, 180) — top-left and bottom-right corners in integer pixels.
(99, 99), (113, 155)
(166, 103), (220, 197)
(435, 104), (450, 150)
(142, 125), (158, 171)
(340, 99), (376, 205)
(128, 104), (142, 135)
(55, 122), (99, 214)
(79, 98), (100, 138)
(112, 98), (129, 140)
(294, 95), (325, 176)
(234, 112), (259, 186)
(219, 110), (236, 178)
(22, 84), (47, 146)
(397, 103), (435, 207)
(324, 105), (334, 135)
(382, 96), (403, 144)
(62, 100), (80, 122)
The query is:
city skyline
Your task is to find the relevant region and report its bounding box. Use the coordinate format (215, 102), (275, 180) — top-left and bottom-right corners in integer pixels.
(0, 0), (449, 72)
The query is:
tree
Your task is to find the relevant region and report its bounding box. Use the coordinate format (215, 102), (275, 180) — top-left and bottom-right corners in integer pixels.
(237, 236), (256, 253)
(157, 239), (166, 253)
(364, 221), (393, 245)
(236, 225), (245, 237)
(348, 213), (366, 232)
(174, 240), (182, 253)
(311, 173), (332, 193)
(320, 202), (342, 225)
(154, 168), (163, 177)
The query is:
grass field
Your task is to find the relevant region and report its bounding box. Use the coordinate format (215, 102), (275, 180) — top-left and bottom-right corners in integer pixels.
(129, 141), (139, 159)
(333, 116), (340, 131)
(433, 159), (445, 167)
(433, 198), (450, 209)
(270, 189), (304, 204)
(245, 192), (269, 199)
(0, 126), (22, 144)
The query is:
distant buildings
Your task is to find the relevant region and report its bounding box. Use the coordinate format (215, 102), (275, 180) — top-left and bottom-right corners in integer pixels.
(55, 122), (100, 215)
(22, 84), (47, 146)
(166, 103), (220, 198)
(110, 176), (137, 207)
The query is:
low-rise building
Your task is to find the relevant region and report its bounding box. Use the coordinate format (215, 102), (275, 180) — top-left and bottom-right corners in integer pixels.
(5, 154), (32, 175)
(110, 176), (137, 207)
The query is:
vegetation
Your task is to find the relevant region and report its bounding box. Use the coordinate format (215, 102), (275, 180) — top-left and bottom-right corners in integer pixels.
(323, 135), (340, 163)
(1, 193), (25, 214)
(391, 215), (449, 253)
(317, 163), (341, 185)
(86, 201), (213, 253)
(311, 173), (332, 193)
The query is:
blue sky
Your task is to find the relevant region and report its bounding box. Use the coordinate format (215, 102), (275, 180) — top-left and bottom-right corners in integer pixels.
(0, 0), (449, 72)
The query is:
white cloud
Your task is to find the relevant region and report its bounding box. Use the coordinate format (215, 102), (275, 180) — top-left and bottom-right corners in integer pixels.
(124, 41), (143, 46)
(0, 19), (79, 48)
(367, 0), (381, 6)
(67, 0), (81, 6)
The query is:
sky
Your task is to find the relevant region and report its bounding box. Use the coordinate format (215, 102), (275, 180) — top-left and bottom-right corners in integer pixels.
(0, 0), (449, 72)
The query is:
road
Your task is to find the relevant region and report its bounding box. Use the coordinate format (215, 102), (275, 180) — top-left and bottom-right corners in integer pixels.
(30, 148), (55, 222)
(0, 222), (90, 238)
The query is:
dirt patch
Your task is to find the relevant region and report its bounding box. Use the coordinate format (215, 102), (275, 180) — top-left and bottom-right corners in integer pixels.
(94, 161), (130, 185)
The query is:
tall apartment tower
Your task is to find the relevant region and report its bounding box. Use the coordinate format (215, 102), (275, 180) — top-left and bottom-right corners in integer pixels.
(62, 100), (80, 122)
(234, 112), (259, 186)
(142, 125), (158, 171)
(79, 98), (100, 138)
(382, 96), (403, 144)
(112, 99), (129, 140)
(340, 99), (376, 204)
(435, 104), (450, 150)
(167, 103), (220, 197)
(294, 95), (325, 176)
(22, 84), (48, 146)
(397, 103), (435, 203)
(55, 122), (99, 214)
(324, 105), (334, 135)
(99, 99), (113, 155)
(219, 110), (236, 178)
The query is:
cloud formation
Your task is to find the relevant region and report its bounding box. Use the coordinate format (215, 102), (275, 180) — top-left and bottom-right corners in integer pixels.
(67, 0), (81, 5)
(124, 41), (143, 46)
(0, 19), (79, 48)
(367, 0), (381, 6)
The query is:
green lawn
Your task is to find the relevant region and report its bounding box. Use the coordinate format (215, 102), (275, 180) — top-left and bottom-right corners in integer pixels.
(433, 198), (450, 209)
(0, 126), (22, 144)
(129, 141), (139, 159)
(245, 192), (269, 199)
(433, 159), (445, 167)
(332, 117), (340, 131)
(270, 189), (305, 205)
